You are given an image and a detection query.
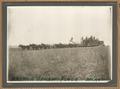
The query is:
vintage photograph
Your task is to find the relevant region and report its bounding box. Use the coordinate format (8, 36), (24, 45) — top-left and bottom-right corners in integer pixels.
(6, 4), (113, 83)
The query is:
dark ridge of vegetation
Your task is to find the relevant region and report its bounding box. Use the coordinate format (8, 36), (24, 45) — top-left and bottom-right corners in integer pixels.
(10, 75), (108, 81)
(9, 75), (79, 81)
(18, 36), (105, 50)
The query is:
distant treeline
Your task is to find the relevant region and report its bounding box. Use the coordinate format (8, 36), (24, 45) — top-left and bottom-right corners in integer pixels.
(18, 36), (104, 50)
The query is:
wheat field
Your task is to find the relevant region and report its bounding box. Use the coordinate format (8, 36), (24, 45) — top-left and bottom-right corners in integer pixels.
(8, 45), (110, 81)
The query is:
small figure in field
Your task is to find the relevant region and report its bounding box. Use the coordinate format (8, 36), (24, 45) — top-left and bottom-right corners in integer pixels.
(69, 37), (76, 44)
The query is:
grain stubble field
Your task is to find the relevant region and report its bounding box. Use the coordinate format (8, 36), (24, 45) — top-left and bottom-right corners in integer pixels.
(8, 45), (110, 81)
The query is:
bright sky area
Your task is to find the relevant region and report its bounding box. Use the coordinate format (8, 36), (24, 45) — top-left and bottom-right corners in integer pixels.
(7, 6), (112, 46)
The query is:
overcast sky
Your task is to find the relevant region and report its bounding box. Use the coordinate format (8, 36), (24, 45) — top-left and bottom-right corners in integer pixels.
(7, 6), (112, 46)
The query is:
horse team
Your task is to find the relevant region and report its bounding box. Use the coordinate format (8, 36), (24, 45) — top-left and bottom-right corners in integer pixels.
(19, 44), (52, 50)
(19, 43), (80, 50)
(19, 42), (104, 50)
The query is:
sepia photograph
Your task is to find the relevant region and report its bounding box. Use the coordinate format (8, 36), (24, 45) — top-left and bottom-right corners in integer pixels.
(2, 2), (117, 87)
